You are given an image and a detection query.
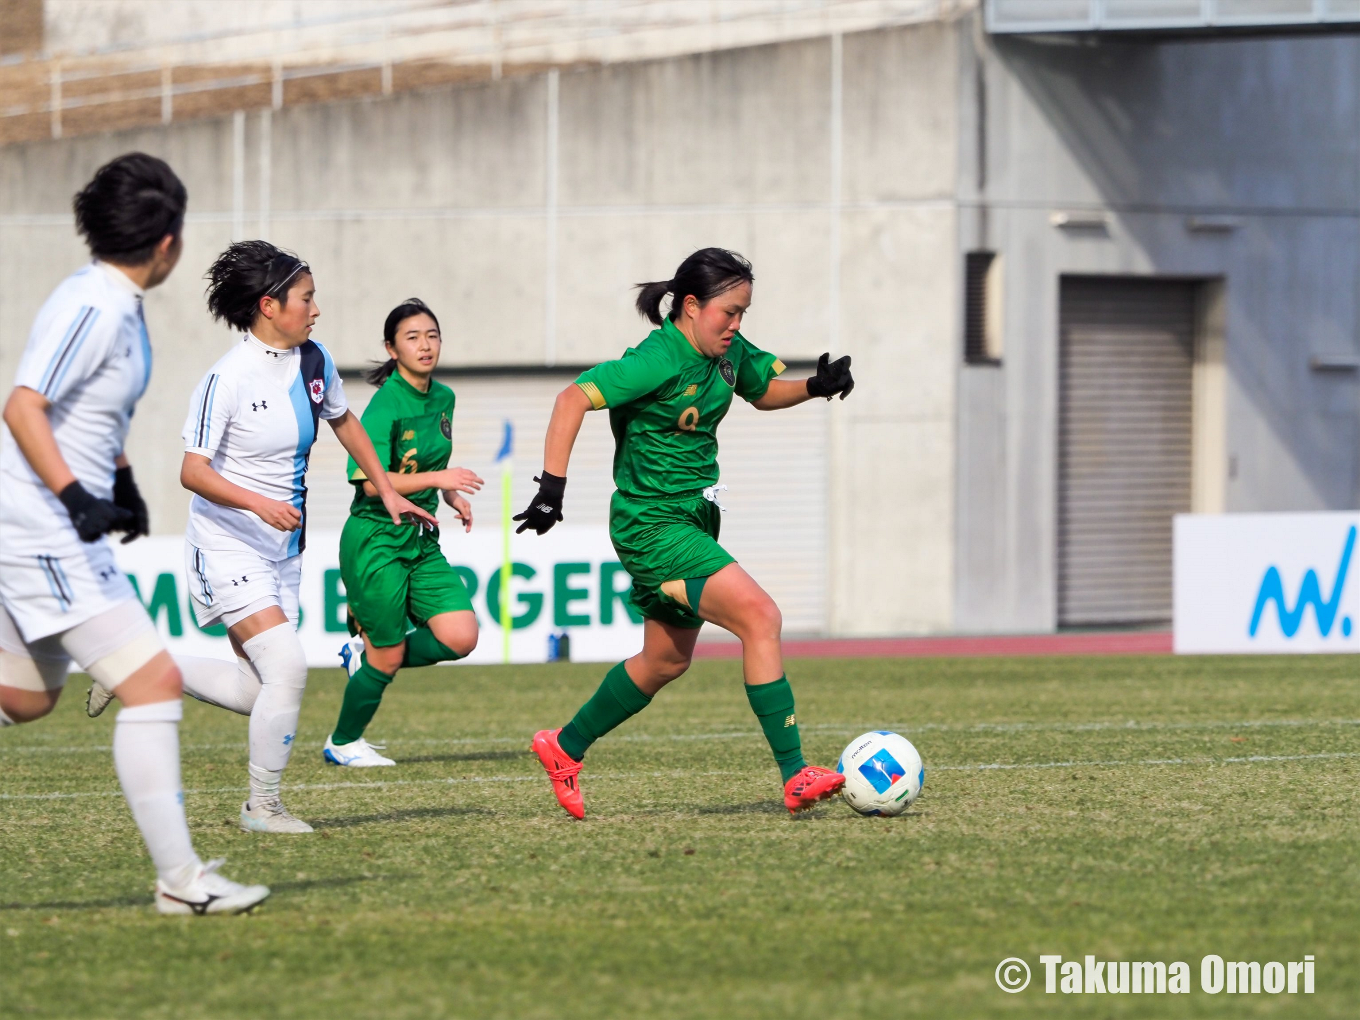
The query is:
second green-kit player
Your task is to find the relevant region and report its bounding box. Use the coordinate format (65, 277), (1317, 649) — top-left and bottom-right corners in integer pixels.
(515, 247), (857, 817)
(324, 298), (483, 768)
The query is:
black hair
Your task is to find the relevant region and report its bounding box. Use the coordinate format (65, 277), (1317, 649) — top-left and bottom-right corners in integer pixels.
(634, 247), (754, 326)
(366, 298), (442, 386)
(73, 152), (187, 264)
(204, 240), (311, 333)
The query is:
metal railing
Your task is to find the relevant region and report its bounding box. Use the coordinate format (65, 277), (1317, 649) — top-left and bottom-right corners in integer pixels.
(1, 0), (966, 145)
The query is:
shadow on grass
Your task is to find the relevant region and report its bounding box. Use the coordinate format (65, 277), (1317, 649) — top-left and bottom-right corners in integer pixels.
(309, 805), (493, 830)
(0, 893), (149, 912)
(0, 874), (397, 913)
(266, 873), (403, 894)
(696, 800), (787, 816)
(397, 749), (525, 765)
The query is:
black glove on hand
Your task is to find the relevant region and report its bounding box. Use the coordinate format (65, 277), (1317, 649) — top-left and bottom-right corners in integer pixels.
(513, 472), (566, 535)
(806, 352), (855, 400)
(112, 465), (150, 544)
(59, 481), (137, 543)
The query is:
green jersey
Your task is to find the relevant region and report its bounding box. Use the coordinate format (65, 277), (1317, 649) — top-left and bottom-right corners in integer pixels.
(348, 371), (455, 519)
(575, 319), (785, 500)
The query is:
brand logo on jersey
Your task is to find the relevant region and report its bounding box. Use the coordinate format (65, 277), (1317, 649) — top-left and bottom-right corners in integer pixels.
(309, 378), (325, 404)
(440, 413), (452, 439)
(402, 429), (416, 441)
(718, 358), (735, 387)
(683, 384), (698, 397)
(251, 400), (268, 411)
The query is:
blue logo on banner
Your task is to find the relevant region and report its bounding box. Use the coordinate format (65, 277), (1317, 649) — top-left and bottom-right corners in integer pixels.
(1249, 525), (1355, 639)
(859, 749), (907, 794)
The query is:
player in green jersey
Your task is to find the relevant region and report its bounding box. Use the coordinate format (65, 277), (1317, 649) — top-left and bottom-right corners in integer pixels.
(517, 248), (855, 817)
(323, 298), (483, 768)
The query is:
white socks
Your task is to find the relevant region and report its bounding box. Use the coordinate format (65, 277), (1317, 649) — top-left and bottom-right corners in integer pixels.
(0, 705), (13, 726)
(112, 699), (199, 889)
(175, 654), (262, 715)
(243, 623), (308, 782)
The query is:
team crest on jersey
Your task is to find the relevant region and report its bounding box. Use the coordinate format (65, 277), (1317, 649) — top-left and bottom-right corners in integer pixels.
(718, 357), (735, 387)
(309, 378), (324, 404)
(440, 413), (452, 439)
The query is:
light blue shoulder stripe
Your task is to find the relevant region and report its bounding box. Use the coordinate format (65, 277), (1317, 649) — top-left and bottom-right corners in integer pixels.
(38, 306), (101, 397)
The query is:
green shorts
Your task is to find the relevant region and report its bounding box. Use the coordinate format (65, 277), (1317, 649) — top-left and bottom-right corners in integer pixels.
(339, 514), (474, 648)
(609, 491), (734, 629)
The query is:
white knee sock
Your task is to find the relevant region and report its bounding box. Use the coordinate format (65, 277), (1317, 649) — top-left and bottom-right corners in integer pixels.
(112, 699), (200, 888)
(176, 654), (261, 715)
(242, 624), (308, 801)
(0, 705), (13, 726)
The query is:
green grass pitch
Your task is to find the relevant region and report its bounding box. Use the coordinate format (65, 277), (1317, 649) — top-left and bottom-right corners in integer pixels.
(2, 654), (1358, 1019)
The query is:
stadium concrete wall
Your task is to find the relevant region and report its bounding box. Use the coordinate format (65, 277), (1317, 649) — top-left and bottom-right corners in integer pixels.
(953, 17), (1360, 633)
(0, 22), (959, 638)
(2, 17), (1356, 637)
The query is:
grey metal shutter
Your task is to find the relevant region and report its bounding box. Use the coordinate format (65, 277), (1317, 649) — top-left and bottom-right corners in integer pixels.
(310, 372), (828, 634)
(1058, 277), (1195, 626)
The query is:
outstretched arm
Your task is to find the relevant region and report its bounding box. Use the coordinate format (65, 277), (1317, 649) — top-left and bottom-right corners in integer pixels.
(544, 383), (592, 475)
(751, 378), (816, 411)
(515, 383), (592, 535)
(329, 410), (438, 529)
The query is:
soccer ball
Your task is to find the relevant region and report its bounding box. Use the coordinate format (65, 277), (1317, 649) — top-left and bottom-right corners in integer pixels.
(837, 731), (924, 816)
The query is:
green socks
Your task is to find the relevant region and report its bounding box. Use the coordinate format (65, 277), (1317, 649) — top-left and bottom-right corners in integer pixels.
(332, 630), (462, 744)
(403, 627), (462, 668)
(746, 676), (807, 783)
(332, 655), (394, 745)
(558, 661), (652, 761)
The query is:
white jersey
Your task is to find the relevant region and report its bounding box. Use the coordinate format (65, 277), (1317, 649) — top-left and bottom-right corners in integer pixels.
(0, 261), (151, 557)
(183, 332), (346, 561)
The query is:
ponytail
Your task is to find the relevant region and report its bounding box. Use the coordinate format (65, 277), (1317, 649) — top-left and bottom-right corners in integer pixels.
(634, 279), (674, 325)
(365, 358), (398, 387)
(633, 247), (754, 325)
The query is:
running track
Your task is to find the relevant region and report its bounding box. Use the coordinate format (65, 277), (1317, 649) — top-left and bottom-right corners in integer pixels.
(693, 631), (1173, 659)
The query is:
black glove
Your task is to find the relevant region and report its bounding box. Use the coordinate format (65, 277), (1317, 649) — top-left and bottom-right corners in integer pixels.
(59, 481), (137, 543)
(806, 352), (854, 400)
(513, 472), (566, 535)
(112, 465), (150, 544)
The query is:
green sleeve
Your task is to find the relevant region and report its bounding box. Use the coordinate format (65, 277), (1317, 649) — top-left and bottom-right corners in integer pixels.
(732, 333), (786, 402)
(348, 395), (395, 485)
(575, 338), (675, 410)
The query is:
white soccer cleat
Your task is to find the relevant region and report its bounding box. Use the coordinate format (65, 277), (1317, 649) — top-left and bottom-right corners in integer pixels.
(239, 797), (314, 834)
(322, 734), (395, 767)
(85, 680), (115, 718)
(155, 858), (270, 915)
(338, 635), (364, 678)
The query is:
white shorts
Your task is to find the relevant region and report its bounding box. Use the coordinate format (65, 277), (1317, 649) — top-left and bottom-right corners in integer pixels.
(0, 598), (161, 692)
(185, 541), (301, 630)
(0, 536), (138, 642)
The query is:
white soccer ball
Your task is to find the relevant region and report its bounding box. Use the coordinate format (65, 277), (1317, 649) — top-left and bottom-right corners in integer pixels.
(837, 731), (924, 816)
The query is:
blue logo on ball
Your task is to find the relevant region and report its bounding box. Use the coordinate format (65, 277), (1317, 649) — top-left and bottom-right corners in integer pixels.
(858, 748), (906, 794)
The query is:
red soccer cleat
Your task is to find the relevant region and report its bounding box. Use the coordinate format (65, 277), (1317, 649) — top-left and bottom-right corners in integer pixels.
(531, 728), (585, 819)
(783, 765), (846, 814)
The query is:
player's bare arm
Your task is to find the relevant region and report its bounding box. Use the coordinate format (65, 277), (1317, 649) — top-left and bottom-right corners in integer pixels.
(180, 451), (301, 532)
(360, 466), (483, 499)
(329, 410), (438, 530)
(3, 386), (78, 494)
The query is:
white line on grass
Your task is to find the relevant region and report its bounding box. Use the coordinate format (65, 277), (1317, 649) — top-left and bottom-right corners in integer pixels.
(3, 755), (1356, 803)
(5, 717), (1360, 755)
(0, 769), (739, 802)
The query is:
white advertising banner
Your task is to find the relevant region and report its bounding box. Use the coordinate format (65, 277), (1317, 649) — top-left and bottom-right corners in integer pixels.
(112, 527), (644, 666)
(1174, 512), (1359, 654)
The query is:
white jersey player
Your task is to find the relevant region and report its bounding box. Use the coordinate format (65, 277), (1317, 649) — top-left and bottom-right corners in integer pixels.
(171, 240), (437, 834)
(0, 153), (268, 914)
